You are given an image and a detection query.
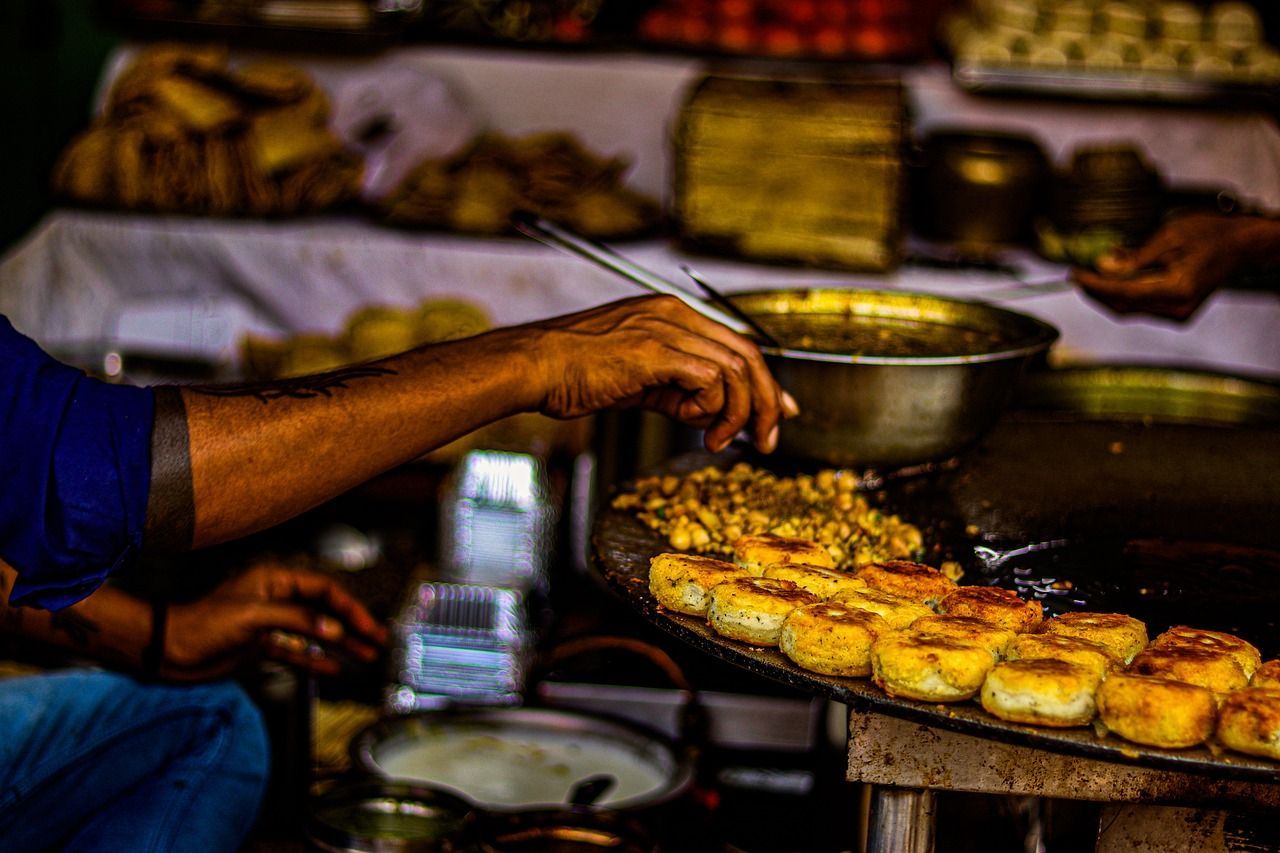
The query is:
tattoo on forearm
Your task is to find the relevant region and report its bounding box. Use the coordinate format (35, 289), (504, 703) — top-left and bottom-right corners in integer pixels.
(50, 610), (100, 648)
(187, 366), (397, 404)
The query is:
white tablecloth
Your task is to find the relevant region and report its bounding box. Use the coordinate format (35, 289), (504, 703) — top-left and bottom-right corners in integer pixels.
(3, 211), (1277, 378)
(2, 47), (1277, 377)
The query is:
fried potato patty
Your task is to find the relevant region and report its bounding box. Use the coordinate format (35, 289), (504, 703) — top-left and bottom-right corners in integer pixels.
(707, 578), (820, 646)
(1040, 612), (1148, 664)
(854, 560), (957, 607)
(855, 558), (957, 604)
(938, 587), (1043, 633)
(780, 603), (890, 677)
(1006, 633), (1115, 682)
(980, 659), (1103, 727)
(1217, 688), (1280, 760)
(871, 633), (996, 702)
(1252, 660), (1280, 690)
(1096, 673), (1216, 749)
(1151, 626), (1261, 679)
(763, 563), (866, 599)
(1128, 646), (1249, 695)
(832, 587), (934, 629)
(909, 615), (1015, 660)
(733, 533), (835, 576)
(649, 553), (750, 616)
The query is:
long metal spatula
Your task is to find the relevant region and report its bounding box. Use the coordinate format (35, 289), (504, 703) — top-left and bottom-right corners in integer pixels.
(511, 211), (759, 339)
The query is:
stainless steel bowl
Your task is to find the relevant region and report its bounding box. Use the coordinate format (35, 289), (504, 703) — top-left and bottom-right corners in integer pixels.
(351, 708), (694, 814)
(306, 780), (475, 852)
(735, 288), (1059, 468)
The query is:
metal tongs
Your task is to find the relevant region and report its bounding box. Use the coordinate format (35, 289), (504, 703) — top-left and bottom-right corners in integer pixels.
(512, 211), (781, 348)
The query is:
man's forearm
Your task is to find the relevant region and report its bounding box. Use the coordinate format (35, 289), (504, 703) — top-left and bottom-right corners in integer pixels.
(0, 562), (151, 668)
(150, 327), (545, 550)
(1236, 216), (1280, 274)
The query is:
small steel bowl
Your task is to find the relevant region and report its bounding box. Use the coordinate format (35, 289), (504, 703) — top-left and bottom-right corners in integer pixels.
(736, 288), (1059, 468)
(307, 780), (475, 852)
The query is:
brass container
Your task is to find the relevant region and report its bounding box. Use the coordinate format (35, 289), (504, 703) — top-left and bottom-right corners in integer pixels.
(913, 131), (1050, 247)
(675, 75), (905, 272)
(734, 289), (1059, 468)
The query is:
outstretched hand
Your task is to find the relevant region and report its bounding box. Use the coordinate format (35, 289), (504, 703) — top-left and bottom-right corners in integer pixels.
(1071, 213), (1258, 321)
(163, 560), (387, 680)
(529, 295), (798, 453)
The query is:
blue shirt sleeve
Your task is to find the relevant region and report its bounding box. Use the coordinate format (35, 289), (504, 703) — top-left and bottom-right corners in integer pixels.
(0, 316), (154, 610)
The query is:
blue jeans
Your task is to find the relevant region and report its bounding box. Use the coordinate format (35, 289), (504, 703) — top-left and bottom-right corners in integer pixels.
(0, 670), (269, 852)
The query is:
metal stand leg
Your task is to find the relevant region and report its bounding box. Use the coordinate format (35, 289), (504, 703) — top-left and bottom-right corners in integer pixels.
(866, 785), (936, 853)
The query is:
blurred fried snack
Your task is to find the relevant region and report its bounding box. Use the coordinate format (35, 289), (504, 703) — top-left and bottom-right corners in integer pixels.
(1217, 688), (1280, 760)
(53, 43), (361, 217)
(855, 560), (957, 607)
(380, 131), (660, 239)
(981, 659), (1103, 728)
(1040, 612), (1149, 665)
(1150, 626), (1262, 680)
(939, 586), (1044, 633)
(910, 614), (1016, 661)
(1254, 660), (1280, 690)
(871, 633), (995, 702)
(1096, 673), (1216, 749)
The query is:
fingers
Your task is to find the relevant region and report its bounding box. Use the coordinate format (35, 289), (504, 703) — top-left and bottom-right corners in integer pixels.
(1096, 227), (1183, 276)
(645, 297), (786, 453)
(247, 601), (381, 666)
(656, 336), (753, 452)
(1073, 264), (1207, 321)
(263, 631), (341, 676)
(283, 569), (388, 646)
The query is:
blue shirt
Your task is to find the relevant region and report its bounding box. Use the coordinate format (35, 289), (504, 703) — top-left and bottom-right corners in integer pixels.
(0, 316), (154, 610)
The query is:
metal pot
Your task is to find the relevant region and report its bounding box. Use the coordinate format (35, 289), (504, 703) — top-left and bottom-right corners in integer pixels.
(913, 130), (1051, 247)
(350, 708), (694, 815)
(735, 288), (1059, 468)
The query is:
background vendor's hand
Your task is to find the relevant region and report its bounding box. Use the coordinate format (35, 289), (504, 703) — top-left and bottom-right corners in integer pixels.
(164, 560), (387, 680)
(529, 295), (798, 454)
(1071, 213), (1257, 321)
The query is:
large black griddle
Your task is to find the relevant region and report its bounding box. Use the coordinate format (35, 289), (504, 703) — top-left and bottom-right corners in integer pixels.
(592, 410), (1280, 784)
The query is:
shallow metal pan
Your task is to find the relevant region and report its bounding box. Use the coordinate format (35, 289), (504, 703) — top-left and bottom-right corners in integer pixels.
(592, 415), (1280, 784)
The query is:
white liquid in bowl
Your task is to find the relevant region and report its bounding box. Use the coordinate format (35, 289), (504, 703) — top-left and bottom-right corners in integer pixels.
(374, 728), (671, 809)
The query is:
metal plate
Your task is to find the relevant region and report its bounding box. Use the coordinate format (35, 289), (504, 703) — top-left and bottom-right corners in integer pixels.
(592, 416), (1280, 785)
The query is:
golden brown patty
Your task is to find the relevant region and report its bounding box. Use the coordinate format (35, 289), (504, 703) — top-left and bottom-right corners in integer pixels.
(779, 603), (890, 677)
(832, 587), (934, 630)
(909, 615), (1015, 660)
(1128, 646), (1249, 695)
(648, 553), (750, 616)
(1006, 633), (1115, 683)
(980, 659), (1103, 727)
(1151, 626), (1262, 679)
(1217, 688), (1280, 760)
(855, 560), (958, 607)
(1252, 660), (1280, 690)
(733, 533), (835, 576)
(938, 587), (1043, 633)
(707, 578), (820, 646)
(762, 563), (866, 599)
(871, 633), (996, 702)
(1039, 612), (1148, 664)
(1096, 673), (1216, 749)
